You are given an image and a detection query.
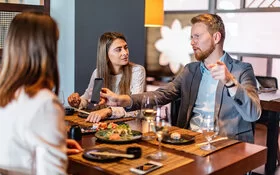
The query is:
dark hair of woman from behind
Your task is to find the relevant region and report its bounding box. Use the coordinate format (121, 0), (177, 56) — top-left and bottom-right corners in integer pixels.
(0, 12), (60, 107)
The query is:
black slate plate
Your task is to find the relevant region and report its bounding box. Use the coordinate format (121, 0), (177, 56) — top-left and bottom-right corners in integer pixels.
(77, 112), (89, 118)
(162, 134), (195, 145)
(83, 147), (123, 162)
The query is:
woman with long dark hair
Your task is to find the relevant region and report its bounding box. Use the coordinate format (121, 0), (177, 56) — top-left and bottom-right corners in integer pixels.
(68, 32), (145, 122)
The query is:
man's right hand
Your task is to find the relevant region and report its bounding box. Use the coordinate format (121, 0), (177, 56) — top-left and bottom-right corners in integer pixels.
(68, 93), (81, 108)
(100, 88), (131, 107)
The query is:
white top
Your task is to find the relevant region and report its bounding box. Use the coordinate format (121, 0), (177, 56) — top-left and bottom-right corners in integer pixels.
(80, 64), (146, 118)
(0, 88), (67, 175)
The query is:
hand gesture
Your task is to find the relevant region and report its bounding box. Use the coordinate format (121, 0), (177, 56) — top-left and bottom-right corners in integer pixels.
(100, 88), (131, 107)
(68, 93), (81, 108)
(208, 60), (234, 85)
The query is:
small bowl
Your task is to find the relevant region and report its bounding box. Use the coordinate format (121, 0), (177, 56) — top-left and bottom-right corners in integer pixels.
(65, 107), (74, 115)
(126, 146), (142, 159)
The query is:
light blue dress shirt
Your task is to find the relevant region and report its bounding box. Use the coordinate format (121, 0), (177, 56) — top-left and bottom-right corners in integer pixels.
(189, 53), (226, 131)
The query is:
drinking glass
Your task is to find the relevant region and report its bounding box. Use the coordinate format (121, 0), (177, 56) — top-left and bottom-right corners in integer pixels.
(200, 115), (219, 151)
(58, 90), (65, 106)
(149, 106), (170, 160)
(140, 95), (158, 140)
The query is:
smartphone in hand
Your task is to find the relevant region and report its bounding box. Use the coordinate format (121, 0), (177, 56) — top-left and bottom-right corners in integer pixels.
(130, 161), (163, 174)
(90, 78), (104, 104)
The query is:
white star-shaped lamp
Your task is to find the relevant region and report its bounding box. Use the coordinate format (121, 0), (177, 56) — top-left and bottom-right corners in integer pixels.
(155, 19), (193, 74)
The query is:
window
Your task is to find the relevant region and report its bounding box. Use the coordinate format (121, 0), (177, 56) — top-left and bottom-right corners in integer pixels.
(0, 0), (50, 59)
(219, 12), (280, 55)
(0, 0), (44, 5)
(242, 56), (280, 88)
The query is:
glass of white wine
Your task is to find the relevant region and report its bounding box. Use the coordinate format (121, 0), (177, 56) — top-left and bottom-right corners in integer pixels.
(149, 106), (170, 160)
(141, 95), (158, 140)
(200, 115), (219, 151)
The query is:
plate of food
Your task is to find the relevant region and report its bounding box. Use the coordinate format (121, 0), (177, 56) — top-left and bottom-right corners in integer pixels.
(83, 147), (124, 162)
(80, 122), (113, 135)
(95, 123), (142, 144)
(162, 132), (195, 145)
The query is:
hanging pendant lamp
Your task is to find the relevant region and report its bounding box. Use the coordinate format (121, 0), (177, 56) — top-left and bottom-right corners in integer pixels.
(145, 0), (164, 27)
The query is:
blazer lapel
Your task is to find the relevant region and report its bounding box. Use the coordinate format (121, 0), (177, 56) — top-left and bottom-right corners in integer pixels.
(214, 53), (233, 119)
(186, 65), (202, 126)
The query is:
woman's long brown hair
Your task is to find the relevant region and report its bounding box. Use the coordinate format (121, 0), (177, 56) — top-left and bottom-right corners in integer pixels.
(0, 12), (59, 107)
(96, 32), (132, 95)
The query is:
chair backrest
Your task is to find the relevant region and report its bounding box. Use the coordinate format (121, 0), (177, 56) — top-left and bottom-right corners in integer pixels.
(170, 98), (181, 126)
(256, 76), (278, 89)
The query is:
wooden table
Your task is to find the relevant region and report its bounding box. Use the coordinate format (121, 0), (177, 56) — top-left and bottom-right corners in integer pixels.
(258, 90), (280, 175)
(65, 115), (267, 175)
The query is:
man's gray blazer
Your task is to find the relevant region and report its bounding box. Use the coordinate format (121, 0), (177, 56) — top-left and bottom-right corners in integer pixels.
(130, 53), (261, 143)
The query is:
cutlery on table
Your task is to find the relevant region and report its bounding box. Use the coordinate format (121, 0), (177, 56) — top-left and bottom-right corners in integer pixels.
(71, 107), (90, 115)
(196, 137), (228, 146)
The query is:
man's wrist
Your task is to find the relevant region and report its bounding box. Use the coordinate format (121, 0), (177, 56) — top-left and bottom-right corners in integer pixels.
(225, 77), (237, 88)
(225, 81), (236, 88)
(119, 95), (132, 107)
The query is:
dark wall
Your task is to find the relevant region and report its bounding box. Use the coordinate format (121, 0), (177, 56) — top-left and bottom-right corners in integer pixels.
(75, 0), (145, 94)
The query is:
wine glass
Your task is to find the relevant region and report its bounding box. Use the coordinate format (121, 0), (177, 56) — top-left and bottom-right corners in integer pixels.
(58, 90), (65, 106)
(200, 115), (219, 151)
(149, 106), (170, 160)
(140, 95), (158, 140)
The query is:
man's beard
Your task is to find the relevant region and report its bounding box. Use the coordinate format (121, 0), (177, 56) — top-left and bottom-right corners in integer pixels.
(194, 41), (215, 62)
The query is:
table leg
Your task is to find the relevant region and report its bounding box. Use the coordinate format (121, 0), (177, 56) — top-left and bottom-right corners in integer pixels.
(265, 111), (279, 175)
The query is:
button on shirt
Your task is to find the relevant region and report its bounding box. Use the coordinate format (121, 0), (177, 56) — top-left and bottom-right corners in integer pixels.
(189, 54), (226, 131)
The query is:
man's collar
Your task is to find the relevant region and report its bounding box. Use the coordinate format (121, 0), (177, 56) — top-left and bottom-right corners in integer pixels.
(199, 52), (227, 74)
